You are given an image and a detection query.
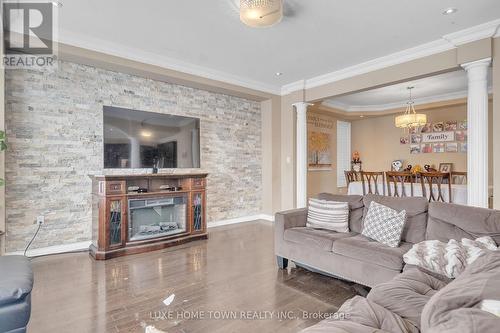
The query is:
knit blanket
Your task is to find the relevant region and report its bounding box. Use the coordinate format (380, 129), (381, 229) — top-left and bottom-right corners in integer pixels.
(403, 237), (498, 278)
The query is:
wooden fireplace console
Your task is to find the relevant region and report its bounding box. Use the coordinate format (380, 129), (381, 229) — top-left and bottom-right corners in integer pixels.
(89, 173), (208, 260)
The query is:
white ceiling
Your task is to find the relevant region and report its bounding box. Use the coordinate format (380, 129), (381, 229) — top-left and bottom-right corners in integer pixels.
(57, 0), (500, 94)
(322, 69), (493, 112)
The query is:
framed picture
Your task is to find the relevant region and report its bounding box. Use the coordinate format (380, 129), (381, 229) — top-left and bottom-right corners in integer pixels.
(460, 143), (467, 153)
(410, 145), (421, 154)
(410, 134), (422, 144)
(433, 143), (445, 153)
(400, 136), (409, 145)
(455, 130), (467, 142)
(420, 123), (432, 133)
(308, 131), (332, 170)
(421, 144), (433, 153)
(458, 120), (467, 130)
(444, 121), (457, 131)
(439, 163), (453, 173)
(446, 142), (458, 153)
(433, 122), (444, 132)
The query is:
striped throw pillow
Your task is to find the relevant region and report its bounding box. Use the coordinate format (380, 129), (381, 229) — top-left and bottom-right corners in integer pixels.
(307, 198), (350, 233)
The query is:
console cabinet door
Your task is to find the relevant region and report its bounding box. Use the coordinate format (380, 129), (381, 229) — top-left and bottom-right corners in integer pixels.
(106, 197), (127, 249)
(191, 191), (206, 234)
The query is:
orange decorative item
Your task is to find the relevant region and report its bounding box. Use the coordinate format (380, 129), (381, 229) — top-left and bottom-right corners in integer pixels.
(411, 164), (423, 175)
(352, 151), (361, 163)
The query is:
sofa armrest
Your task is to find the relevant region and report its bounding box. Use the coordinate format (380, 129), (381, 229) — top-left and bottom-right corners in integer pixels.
(275, 208), (308, 232)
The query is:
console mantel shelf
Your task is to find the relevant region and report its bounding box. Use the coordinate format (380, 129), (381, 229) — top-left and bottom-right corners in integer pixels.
(89, 172), (209, 180)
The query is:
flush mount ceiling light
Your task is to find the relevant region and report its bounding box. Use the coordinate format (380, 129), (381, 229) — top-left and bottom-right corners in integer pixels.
(442, 7), (457, 15)
(395, 87), (427, 130)
(240, 0), (283, 28)
(275, 72), (283, 76)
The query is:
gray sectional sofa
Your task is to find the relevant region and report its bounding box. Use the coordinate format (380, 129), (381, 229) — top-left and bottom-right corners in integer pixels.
(0, 256), (33, 333)
(275, 193), (500, 332)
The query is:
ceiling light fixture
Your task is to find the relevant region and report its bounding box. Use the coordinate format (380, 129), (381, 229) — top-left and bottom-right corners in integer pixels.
(275, 72), (283, 76)
(240, 0), (283, 28)
(395, 87), (427, 130)
(442, 7), (457, 15)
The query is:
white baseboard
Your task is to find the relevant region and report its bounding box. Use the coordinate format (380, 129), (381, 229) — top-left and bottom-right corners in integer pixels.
(6, 241), (92, 257)
(4, 214), (275, 257)
(208, 213), (274, 228)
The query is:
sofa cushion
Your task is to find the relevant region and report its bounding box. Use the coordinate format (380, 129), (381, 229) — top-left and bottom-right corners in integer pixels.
(0, 255), (33, 306)
(367, 266), (448, 329)
(363, 194), (428, 244)
(332, 234), (412, 271)
(421, 251), (500, 332)
(426, 202), (500, 244)
(362, 201), (406, 248)
(300, 296), (419, 333)
(317, 193), (364, 233)
(284, 227), (356, 252)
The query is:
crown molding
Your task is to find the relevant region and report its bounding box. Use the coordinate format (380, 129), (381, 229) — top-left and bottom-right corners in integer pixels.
(283, 18), (500, 96)
(323, 90), (470, 112)
(443, 18), (500, 46)
(59, 30), (282, 96)
(281, 79), (306, 95)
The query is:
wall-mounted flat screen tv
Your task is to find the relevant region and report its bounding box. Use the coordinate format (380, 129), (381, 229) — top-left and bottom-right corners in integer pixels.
(103, 106), (200, 169)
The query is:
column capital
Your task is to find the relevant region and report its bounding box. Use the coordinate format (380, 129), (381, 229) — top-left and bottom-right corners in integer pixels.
(461, 57), (491, 71)
(292, 102), (313, 112)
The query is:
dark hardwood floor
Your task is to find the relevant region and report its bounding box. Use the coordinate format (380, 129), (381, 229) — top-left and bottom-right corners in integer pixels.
(29, 221), (357, 333)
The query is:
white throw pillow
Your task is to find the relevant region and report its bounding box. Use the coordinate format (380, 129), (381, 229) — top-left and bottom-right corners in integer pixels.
(307, 198), (349, 233)
(362, 201), (406, 248)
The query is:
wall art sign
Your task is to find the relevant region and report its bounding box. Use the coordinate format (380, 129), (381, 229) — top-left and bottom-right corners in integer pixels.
(422, 131), (455, 143)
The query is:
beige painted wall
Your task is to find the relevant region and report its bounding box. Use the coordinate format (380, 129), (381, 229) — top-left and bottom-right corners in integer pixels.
(351, 102), (494, 185)
(307, 112), (340, 198)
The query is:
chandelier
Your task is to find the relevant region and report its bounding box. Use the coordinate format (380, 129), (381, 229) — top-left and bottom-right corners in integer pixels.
(240, 0), (283, 27)
(395, 87), (427, 130)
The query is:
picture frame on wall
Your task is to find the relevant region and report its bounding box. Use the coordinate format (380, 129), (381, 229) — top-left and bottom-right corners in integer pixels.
(444, 121), (457, 131)
(455, 130), (467, 142)
(420, 123), (432, 133)
(439, 163), (453, 173)
(421, 144), (433, 153)
(410, 134), (422, 144)
(433, 143), (445, 153)
(458, 120), (467, 130)
(446, 142), (458, 153)
(433, 122), (444, 132)
(460, 143), (467, 153)
(410, 145), (421, 154)
(400, 136), (409, 145)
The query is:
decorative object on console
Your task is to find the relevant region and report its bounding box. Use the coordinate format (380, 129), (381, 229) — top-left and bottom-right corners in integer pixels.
(424, 165), (437, 172)
(89, 173), (207, 260)
(351, 151), (362, 172)
(439, 163), (453, 173)
(405, 165), (412, 172)
(391, 160), (403, 172)
(411, 165), (423, 175)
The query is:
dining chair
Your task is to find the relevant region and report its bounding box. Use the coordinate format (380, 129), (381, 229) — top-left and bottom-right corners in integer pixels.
(385, 171), (414, 197)
(451, 171), (467, 185)
(360, 171), (385, 195)
(344, 170), (361, 187)
(420, 172), (452, 203)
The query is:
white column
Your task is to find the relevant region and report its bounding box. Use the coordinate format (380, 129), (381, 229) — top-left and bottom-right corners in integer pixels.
(462, 58), (490, 208)
(293, 102), (311, 208)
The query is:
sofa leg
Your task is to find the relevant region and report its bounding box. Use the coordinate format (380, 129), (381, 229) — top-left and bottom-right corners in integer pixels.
(277, 256), (288, 269)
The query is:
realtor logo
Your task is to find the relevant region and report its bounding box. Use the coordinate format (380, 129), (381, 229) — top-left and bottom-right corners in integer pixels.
(2, 0), (58, 69)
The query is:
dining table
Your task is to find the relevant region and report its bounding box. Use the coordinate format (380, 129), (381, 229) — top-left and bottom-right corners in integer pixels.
(347, 181), (468, 205)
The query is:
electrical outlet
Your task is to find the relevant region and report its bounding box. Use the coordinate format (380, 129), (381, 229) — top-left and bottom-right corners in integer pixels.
(36, 215), (45, 225)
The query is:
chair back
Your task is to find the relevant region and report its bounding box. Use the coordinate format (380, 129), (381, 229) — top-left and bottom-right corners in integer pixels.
(420, 172), (452, 203)
(451, 171), (467, 185)
(360, 171), (385, 195)
(344, 170), (360, 186)
(385, 171), (414, 197)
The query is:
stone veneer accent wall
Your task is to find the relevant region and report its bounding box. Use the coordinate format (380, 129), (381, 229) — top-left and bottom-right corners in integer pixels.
(5, 61), (262, 252)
